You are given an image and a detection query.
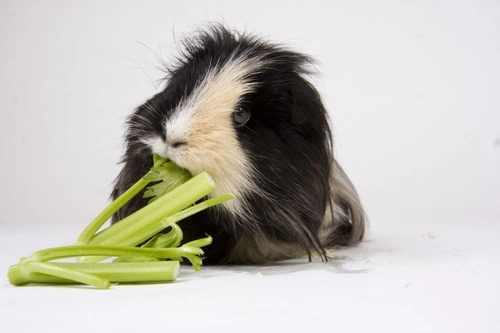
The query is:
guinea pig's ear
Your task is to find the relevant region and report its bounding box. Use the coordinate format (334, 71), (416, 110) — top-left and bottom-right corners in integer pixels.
(287, 78), (329, 141)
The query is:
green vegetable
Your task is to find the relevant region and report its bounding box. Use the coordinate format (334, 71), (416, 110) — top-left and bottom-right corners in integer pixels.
(76, 157), (169, 246)
(143, 161), (192, 203)
(86, 172), (216, 247)
(8, 261), (180, 288)
(6, 155), (232, 289)
(18, 239), (213, 270)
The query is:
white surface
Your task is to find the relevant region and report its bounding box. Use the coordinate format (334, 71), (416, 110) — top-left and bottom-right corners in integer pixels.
(1, 220), (499, 332)
(1, 1), (499, 332)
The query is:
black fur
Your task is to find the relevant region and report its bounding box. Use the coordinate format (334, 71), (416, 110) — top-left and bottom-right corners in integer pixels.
(112, 25), (365, 264)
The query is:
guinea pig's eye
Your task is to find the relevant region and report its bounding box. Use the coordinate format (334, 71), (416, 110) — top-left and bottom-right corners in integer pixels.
(233, 105), (251, 127)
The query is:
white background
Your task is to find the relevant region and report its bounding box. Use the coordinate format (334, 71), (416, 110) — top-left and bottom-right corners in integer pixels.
(1, 1), (499, 332)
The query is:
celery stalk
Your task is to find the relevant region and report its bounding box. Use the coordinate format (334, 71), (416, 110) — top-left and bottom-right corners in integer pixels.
(11, 262), (111, 289)
(8, 154), (230, 289)
(141, 222), (184, 249)
(21, 242), (212, 267)
(8, 261), (179, 286)
(165, 194), (234, 224)
(99, 194), (233, 259)
(76, 157), (167, 245)
(87, 172), (215, 247)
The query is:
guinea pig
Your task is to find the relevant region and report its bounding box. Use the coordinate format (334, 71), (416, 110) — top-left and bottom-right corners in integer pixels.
(111, 25), (366, 264)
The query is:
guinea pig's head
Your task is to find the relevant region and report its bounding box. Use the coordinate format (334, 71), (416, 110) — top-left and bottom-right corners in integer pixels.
(127, 26), (333, 222)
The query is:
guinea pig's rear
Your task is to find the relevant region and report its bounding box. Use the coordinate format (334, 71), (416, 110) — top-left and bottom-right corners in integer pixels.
(112, 25), (366, 264)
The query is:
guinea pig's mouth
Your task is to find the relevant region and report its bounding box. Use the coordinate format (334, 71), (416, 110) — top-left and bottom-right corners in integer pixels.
(155, 148), (185, 169)
(142, 137), (185, 167)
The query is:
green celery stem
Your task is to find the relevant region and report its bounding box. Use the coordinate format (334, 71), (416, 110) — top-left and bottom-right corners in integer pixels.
(23, 245), (198, 262)
(8, 261), (179, 286)
(88, 172), (215, 247)
(76, 158), (166, 245)
(10, 262), (111, 289)
(94, 194), (233, 259)
(166, 194), (234, 224)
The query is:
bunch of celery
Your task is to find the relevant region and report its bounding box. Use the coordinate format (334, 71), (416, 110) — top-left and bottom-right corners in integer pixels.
(7, 155), (232, 289)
